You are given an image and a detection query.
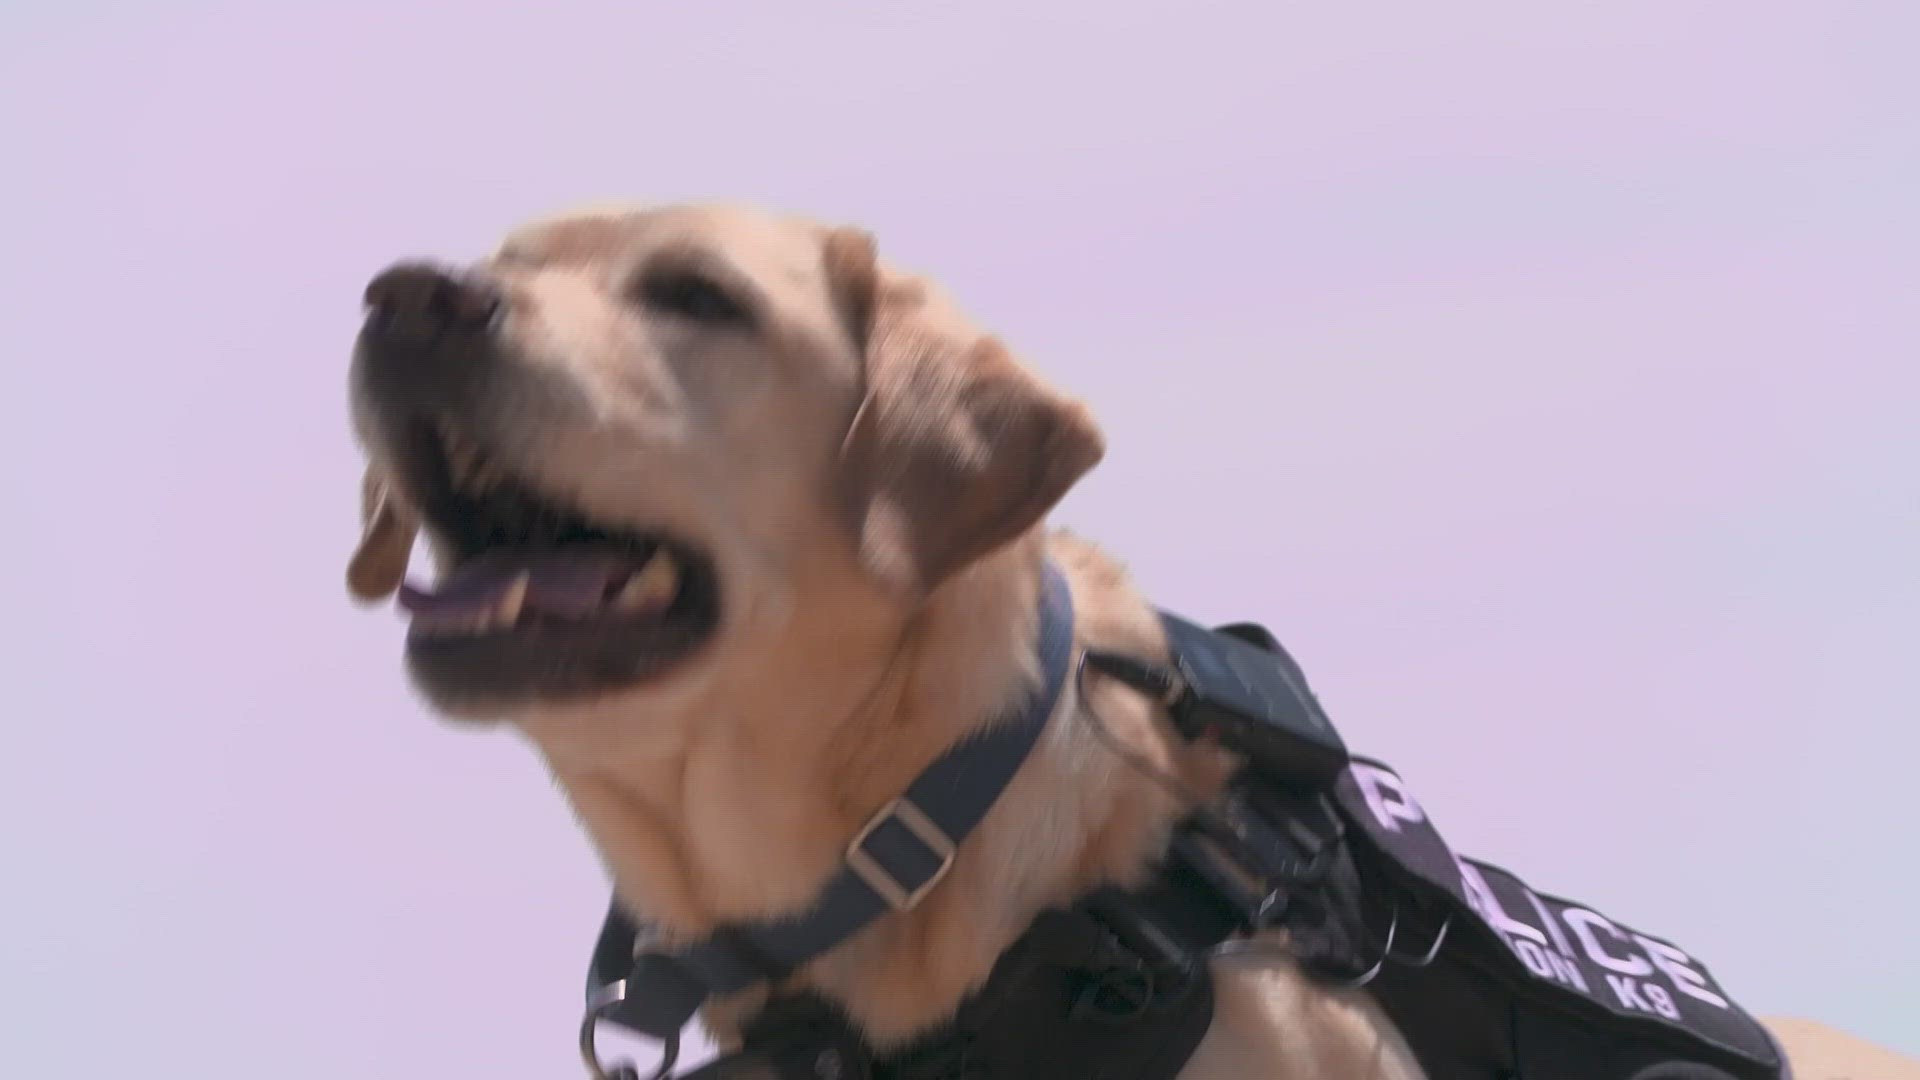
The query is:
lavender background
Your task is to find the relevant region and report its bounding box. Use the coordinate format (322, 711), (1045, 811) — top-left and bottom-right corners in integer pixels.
(5, 2), (1915, 1076)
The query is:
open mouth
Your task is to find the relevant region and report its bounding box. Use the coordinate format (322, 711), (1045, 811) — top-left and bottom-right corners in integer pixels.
(393, 416), (721, 702)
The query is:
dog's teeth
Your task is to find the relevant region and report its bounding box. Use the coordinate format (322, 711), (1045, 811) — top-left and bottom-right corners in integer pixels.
(495, 572), (529, 627)
(614, 551), (679, 613)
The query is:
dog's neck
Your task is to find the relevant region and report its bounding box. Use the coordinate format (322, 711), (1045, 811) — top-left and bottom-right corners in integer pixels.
(522, 537), (1051, 938)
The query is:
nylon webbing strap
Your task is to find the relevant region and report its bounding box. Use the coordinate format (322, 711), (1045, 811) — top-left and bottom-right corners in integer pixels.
(1331, 757), (1781, 1075)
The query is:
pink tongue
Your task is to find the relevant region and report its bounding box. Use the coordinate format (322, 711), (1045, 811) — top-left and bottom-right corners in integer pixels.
(397, 550), (632, 622)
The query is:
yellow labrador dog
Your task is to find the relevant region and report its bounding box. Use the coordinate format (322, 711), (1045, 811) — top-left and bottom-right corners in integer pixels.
(344, 203), (1909, 1080)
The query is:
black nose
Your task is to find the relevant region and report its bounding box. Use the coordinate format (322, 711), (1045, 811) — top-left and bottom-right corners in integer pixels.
(363, 262), (501, 339)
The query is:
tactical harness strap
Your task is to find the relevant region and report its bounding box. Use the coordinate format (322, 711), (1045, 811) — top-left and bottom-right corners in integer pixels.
(576, 572), (1787, 1080)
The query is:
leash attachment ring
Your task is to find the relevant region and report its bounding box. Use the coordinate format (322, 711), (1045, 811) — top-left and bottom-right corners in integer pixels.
(580, 979), (679, 1080)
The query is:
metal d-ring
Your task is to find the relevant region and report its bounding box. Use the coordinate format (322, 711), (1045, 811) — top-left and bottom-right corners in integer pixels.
(1385, 911), (1452, 969)
(1203, 909), (1397, 989)
(1329, 902), (1453, 988)
(1209, 901), (1453, 992)
(579, 981), (679, 1080)
(1327, 903), (1398, 990)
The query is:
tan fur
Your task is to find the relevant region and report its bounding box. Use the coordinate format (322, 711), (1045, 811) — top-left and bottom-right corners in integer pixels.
(1763, 1018), (1920, 1079)
(346, 203), (1853, 1078)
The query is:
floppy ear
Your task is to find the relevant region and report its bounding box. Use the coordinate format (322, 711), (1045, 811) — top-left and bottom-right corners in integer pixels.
(826, 228), (1105, 596)
(346, 463), (418, 602)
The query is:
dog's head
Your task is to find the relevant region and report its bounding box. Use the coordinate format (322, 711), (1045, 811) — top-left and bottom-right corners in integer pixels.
(345, 204), (1104, 729)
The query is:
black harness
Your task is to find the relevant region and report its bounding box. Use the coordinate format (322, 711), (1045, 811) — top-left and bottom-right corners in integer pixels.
(577, 562), (1790, 1080)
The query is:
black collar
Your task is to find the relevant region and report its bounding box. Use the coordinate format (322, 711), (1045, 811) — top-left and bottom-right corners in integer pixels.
(581, 558), (1077, 1075)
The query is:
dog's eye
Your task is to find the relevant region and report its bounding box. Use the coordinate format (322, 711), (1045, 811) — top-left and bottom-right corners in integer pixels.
(636, 270), (754, 328)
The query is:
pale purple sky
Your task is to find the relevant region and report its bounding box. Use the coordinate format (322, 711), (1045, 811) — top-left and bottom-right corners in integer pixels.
(4, 2), (1916, 1076)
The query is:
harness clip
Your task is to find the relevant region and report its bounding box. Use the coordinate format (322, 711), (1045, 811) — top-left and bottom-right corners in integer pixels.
(580, 979), (680, 1080)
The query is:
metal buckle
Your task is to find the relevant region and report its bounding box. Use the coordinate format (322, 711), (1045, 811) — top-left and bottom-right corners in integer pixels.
(579, 979), (679, 1080)
(845, 797), (956, 911)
